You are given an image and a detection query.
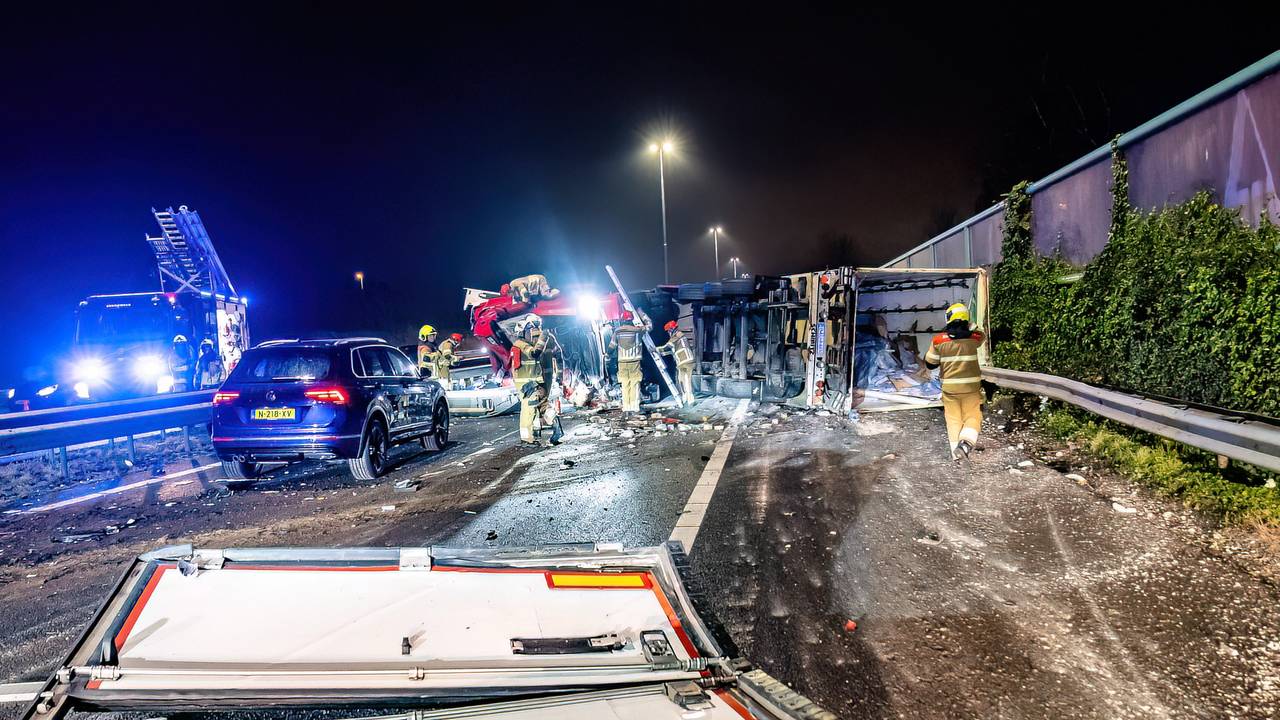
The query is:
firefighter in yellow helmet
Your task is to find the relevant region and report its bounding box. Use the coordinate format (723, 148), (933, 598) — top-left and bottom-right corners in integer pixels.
(417, 325), (439, 376)
(656, 320), (696, 404)
(434, 333), (462, 384)
(924, 302), (986, 460)
(511, 315), (548, 444)
(610, 310), (650, 415)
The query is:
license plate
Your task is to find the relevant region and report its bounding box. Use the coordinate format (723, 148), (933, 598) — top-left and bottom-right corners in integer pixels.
(253, 407), (296, 421)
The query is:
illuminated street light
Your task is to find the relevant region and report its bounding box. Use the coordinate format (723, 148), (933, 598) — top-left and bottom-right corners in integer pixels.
(709, 226), (723, 277)
(730, 256), (741, 277)
(354, 271), (365, 290)
(647, 139), (674, 283)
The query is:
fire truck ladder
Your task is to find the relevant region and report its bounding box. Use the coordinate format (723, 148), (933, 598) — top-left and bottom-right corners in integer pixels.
(146, 206), (238, 298)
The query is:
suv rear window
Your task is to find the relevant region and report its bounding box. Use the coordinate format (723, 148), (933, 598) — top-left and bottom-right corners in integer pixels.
(231, 348), (334, 382)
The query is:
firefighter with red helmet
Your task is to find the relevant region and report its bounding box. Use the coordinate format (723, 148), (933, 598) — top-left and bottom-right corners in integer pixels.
(434, 333), (463, 384)
(609, 310), (649, 415)
(656, 320), (696, 404)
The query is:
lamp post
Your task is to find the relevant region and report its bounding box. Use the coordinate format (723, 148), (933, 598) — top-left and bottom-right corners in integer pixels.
(730, 257), (740, 278)
(647, 140), (674, 283)
(354, 271), (365, 291)
(709, 226), (723, 278)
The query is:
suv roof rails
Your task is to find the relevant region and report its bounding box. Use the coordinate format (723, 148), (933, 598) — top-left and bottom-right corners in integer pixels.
(254, 339), (300, 348)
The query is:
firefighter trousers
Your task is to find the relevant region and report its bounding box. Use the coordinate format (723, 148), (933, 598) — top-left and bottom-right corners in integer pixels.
(517, 380), (544, 443)
(618, 361), (642, 413)
(676, 363), (695, 404)
(942, 391), (983, 457)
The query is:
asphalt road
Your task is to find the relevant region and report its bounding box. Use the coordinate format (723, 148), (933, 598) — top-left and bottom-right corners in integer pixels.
(0, 402), (1276, 719)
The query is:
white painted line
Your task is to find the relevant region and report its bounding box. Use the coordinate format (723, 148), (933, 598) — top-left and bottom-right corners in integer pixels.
(23, 462), (220, 514)
(669, 399), (750, 553)
(0, 681), (42, 703)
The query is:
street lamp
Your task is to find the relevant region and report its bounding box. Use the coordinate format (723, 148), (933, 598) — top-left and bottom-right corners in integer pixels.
(647, 140), (675, 283)
(354, 271), (365, 291)
(730, 257), (740, 278)
(709, 226), (723, 278)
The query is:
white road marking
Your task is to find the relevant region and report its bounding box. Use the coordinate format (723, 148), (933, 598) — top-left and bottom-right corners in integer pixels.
(21, 462), (220, 514)
(670, 399), (750, 553)
(0, 681), (42, 703)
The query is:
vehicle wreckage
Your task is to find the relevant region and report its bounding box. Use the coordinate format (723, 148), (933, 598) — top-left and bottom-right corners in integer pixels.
(21, 542), (834, 720)
(446, 264), (989, 418)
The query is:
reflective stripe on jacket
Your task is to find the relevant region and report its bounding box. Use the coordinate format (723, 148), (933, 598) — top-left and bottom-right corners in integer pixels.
(925, 330), (984, 394)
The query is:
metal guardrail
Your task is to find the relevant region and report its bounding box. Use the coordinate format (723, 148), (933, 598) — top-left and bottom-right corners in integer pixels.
(0, 390), (215, 431)
(982, 367), (1280, 473)
(0, 400), (212, 459)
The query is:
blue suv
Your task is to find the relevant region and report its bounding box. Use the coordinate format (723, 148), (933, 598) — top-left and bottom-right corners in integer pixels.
(212, 338), (449, 481)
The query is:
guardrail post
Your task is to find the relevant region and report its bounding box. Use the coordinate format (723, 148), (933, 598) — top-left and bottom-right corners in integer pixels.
(108, 438), (116, 458)
(59, 446), (69, 479)
(127, 435), (136, 462)
(183, 426), (193, 455)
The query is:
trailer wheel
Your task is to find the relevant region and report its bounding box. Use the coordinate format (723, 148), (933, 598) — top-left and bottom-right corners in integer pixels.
(676, 283), (706, 301)
(220, 460), (259, 480)
(722, 277), (755, 296)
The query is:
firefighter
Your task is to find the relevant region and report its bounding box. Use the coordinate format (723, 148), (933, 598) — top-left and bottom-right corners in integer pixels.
(512, 315), (548, 444)
(196, 338), (224, 389)
(434, 333), (462, 383)
(168, 335), (194, 392)
(656, 320), (696, 404)
(417, 325), (438, 376)
(924, 302), (986, 460)
(508, 274), (560, 304)
(609, 311), (649, 415)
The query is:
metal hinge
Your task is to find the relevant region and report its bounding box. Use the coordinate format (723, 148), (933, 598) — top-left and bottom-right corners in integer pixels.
(408, 666), (427, 681)
(179, 549), (224, 576)
(399, 547), (433, 571)
(89, 665), (120, 682)
(665, 680), (714, 711)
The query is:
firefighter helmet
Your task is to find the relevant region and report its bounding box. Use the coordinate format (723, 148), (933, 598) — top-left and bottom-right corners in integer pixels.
(500, 283), (511, 296)
(514, 314), (541, 335)
(664, 320), (678, 332)
(419, 324), (436, 341)
(945, 303), (970, 323)
(450, 333), (463, 342)
(172, 334), (188, 344)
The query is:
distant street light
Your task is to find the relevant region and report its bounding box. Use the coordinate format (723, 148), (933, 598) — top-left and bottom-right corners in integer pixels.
(709, 226), (723, 278)
(647, 140), (675, 283)
(730, 257), (741, 277)
(354, 271), (365, 291)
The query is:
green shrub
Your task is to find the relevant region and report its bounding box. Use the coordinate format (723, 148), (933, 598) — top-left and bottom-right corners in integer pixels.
(1041, 408), (1280, 526)
(992, 144), (1280, 417)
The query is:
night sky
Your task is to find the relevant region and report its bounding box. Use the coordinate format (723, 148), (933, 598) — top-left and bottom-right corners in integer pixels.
(1, 5), (1273, 382)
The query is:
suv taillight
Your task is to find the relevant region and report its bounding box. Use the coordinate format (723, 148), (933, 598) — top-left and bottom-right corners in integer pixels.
(304, 387), (349, 404)
(212, 391), (240, 405)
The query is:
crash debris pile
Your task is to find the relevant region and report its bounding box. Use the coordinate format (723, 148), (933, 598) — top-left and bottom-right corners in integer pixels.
(855, 331), (941, 400)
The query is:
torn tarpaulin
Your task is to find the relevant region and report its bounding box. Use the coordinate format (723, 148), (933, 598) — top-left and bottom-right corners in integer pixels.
(855, 332), (941, 400)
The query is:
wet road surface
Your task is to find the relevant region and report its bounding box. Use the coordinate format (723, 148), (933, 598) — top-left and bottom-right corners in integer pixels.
(0, 403), (1276, 719)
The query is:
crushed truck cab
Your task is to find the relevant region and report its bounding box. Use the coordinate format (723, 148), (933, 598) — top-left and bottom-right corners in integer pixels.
(23, 543), (834, 720)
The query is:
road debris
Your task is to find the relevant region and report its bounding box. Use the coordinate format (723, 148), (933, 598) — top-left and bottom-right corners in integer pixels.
(1112, 501), (1137, 514)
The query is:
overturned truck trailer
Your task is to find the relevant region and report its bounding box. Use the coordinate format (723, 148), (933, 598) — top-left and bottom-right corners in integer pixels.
(672, 267), (988, 412)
